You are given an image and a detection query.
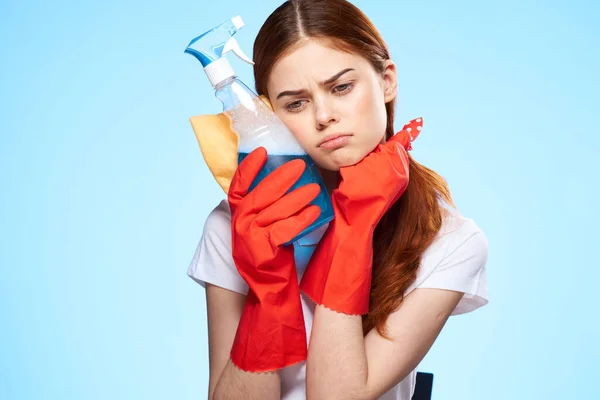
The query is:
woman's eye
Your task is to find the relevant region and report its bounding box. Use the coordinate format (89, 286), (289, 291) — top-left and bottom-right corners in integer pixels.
(285, 100), (306, 112)
(333, 82), (353, 95)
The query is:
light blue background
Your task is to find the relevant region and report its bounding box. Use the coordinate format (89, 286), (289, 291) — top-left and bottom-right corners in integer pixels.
(1, 0), (598, 399)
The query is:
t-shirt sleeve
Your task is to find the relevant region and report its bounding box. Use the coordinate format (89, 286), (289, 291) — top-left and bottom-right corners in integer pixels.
(186, 200), (249, 295)
(416, 219), (489, 315)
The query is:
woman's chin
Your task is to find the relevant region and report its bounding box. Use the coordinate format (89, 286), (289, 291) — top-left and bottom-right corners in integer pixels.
(317, 158), (357, 171)
(312, 146), (372, 171)
(330, 148), (369, 168)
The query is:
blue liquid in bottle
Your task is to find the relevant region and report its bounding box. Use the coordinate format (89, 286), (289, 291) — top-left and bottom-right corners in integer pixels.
(238, 152), (334, 246)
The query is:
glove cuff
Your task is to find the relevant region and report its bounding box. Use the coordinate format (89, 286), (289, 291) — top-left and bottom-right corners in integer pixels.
(299, 228), (373, 315)
(230, 289), (308, 372)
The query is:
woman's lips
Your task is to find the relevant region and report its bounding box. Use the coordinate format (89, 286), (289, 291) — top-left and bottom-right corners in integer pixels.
(319, 134), (352, 150)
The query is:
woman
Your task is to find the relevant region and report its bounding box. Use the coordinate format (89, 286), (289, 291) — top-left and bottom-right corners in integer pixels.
(187, 1), (489, 399)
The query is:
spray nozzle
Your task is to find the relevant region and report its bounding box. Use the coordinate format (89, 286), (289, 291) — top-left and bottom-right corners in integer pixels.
(185, 16), (254, 87)
(222, 34), (253, 65)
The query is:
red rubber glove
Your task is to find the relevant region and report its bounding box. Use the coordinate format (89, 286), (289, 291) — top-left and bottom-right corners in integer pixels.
(299, 118), (422, 315)
(228, 147), (322, 372)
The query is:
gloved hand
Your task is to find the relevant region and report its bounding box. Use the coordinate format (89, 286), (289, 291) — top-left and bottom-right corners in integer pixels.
(228, 146), (322, 372)
(299, 118), (423, 315)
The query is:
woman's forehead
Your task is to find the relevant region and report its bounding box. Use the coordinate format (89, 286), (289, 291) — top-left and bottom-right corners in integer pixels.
(268, 40), (370, 88)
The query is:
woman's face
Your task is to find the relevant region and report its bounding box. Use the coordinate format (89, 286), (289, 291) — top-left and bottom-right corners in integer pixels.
(266, 39), (398, 171)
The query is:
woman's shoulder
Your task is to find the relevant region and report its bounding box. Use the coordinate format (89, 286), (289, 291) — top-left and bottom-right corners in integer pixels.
(187, 199), (250, 293)
(435, 207), (487, 249)
(411, 207), (490, 314)
(202, 199), (232, 237)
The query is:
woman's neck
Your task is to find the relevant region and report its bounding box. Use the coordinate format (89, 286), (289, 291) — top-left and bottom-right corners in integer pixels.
(319, 169), (341, 195)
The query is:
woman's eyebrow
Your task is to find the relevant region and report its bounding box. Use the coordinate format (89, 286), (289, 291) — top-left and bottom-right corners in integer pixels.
(276, 68), (355, 99)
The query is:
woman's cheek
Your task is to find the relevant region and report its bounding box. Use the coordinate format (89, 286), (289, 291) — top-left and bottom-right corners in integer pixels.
(352, 87), (374, 117)
(277, 115), (307, 144)
(289, 126), (314, 152)
(361, 95), (387, 147)
(349, 99), (379, 148)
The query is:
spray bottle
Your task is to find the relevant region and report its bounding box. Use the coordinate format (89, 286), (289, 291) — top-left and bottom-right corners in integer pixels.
(185, 16), (334, 245)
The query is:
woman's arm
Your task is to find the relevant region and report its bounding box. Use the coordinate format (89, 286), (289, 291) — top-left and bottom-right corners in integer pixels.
(306, 288), (464, 400)
(205, 283), (280, 400)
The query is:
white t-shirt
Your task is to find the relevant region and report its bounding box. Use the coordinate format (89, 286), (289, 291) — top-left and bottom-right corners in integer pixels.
(187, 199), (489, 400)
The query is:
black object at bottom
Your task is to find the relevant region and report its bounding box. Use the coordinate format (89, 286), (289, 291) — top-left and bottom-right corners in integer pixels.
(411, 372), (434, 400)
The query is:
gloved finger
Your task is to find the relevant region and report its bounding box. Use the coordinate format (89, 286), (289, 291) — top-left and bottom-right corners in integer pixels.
(389, 117), (423, 149)
(269, 205), (322, 247)
(246, 158), (307, 213)
(384, 140), (411, 170)
(255, 183), (321, 227)
(228, 147), (268, 204)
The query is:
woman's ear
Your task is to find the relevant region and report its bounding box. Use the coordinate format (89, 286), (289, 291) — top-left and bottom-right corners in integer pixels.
(382, 60), (398, 103)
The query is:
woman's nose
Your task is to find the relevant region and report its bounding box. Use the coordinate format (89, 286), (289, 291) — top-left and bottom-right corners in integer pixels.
(314, 100), (340, 130)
